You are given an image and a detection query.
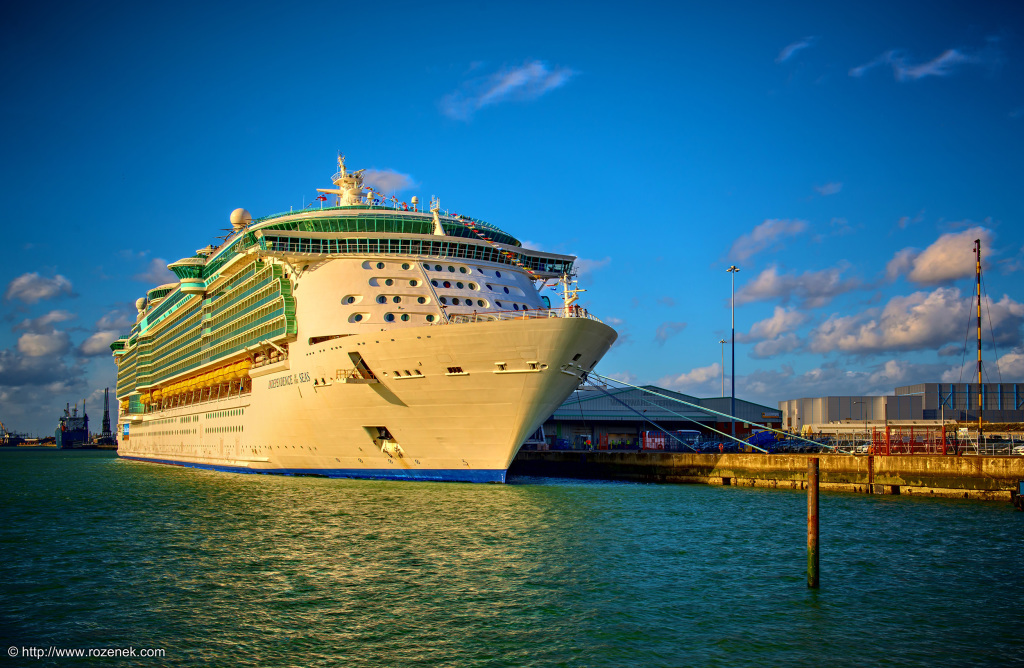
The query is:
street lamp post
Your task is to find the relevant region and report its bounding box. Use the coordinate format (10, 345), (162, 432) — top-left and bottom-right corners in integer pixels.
(719, 339), (726, 397)
(727, 266), (740, 437)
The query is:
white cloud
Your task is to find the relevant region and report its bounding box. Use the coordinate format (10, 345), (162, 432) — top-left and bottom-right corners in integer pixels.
(887, 226), (994, 284)
(850, 48), (983, 81)
(736, 264), (862, 308)
(657, 296), (676, 307)
(362, 169), (417, 194)
(752, 333), (802, 359)
(15, 310), (76, 333)
(575, 256), (611, 281)
(95, 308), (136, 331)
(5, 272), (73, 304)
(440, 61), (576, 121)
(808, 287), (1024, 354)
(78, 331), (120, 356)
(17, 331), (71, 357)
(604, 370), (637, 384)
(728, 219), (808, 262)
(134, 258), (177, 285)
(776, 37), (816, 63)
(815, 182), (842, 196)
(659, 363), (722, 394)
(745, 306), (810, 340)
(654, 321), (687, 345)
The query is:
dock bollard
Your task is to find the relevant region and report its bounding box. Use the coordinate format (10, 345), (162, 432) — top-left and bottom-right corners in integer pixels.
(807, 457), (820, 588)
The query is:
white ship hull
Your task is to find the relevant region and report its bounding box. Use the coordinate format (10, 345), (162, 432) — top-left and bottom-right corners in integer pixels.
(118, 316), (615, 482)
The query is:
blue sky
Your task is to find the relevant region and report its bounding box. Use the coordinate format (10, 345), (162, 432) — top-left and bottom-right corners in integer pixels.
(1, 0), (1023, 435)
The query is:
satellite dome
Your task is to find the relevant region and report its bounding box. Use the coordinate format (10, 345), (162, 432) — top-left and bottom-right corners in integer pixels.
(135, 297), (147, 310)
(229, 208), (252, 231)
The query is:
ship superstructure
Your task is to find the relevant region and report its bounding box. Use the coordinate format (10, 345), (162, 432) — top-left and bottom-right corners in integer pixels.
(111, 155), (616, 482)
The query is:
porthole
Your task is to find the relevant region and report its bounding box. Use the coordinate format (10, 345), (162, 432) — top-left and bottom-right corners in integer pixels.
(417, 297), (426, 304)
(440, 297), (448, 304)
(459, 267), (467, 274)
(392, 296), (401, 303)
(353, 314), (363, 322)
(377, 295), (387, 304)
(434, 264), (442, 271)
(495, 271), (502, 278)
(385, 279), (394, 286)
(448, 266), (455, 272)
(468, 283), (477, 290)
(486, 284), (493, 291)
(409, 280), (418, 287)
(431, 280), (439, 287)
(426, 315), (435, 322)
(522, 305), (529, 311)
(376, 262), (385, 269)
(495, 301), (503, 308)
(513, 303), (519, 311)
(402, 263), (410, 270)
(401, 314), (410, 321)
(384, 313), (395, 322)
(443, 281), (451, 288)
(504, 287), (510, 294)
(477, 299), (485, 307)
(423, 263), (430, 269)
(456, 282), (464, 289)
(452, 298), (460, 305)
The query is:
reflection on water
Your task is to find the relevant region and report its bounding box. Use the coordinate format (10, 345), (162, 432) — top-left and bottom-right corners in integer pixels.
(1, 450), (1022, 667)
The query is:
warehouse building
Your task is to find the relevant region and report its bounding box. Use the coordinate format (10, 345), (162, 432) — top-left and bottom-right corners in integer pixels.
(779, 382), (1024, 433)
(540, 384), (782, 448)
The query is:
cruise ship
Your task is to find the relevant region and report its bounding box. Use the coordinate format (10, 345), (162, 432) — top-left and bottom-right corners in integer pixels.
(112, 155), (617, 482)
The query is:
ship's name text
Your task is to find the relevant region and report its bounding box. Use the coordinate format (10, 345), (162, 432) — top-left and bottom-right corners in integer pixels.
(268, 373), (311, 389)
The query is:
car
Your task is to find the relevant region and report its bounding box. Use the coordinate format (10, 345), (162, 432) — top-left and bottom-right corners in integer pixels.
(1012, 445), (1024, 456)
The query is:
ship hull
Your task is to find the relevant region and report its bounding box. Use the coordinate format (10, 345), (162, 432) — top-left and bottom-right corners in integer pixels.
(117, 316), (615, 483)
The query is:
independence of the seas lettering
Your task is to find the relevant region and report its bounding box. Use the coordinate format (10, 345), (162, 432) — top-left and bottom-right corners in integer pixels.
(268, 372), (311, 389)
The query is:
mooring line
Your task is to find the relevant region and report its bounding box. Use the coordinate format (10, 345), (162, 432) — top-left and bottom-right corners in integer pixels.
(589, 372), (835, 451)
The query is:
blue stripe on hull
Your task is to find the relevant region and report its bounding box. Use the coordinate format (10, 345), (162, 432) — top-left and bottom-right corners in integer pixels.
(119, 455), (507, 483)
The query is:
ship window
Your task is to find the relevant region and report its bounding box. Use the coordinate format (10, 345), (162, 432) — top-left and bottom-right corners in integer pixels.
(477, 299), (485, 307)
(426, 315), (435, 322)
(495, 271), (502, 277)
(401, 314), (409, 321)
(394, 370), (401, 376)
(452, 298), (460, 305)
(377, 295), (387, 304)
(459, 267), (467, 273)
(423, 263), (430, 269)
(376, 262), (385, 269)
(402, 263), (410, 270)
(409, 280), (418, 287)
(384, 313), (395, 322)
(434, 264), (442, 271)
(443, 281), (451, 288)
(513, 304), (519, 310)
(468, 283), (477, 290)
(456, 282), (464, 289)
(431, 280), (438, 287)
(417, 297), (426, 304)
(503, 287), (509, 293)
(354, 314), (363, 322)
(522, 305), (529, 311)
(572, 353), (582, 361)
(495, 301), (503, 308)
(439, 297), (447, 304)
(414, 369), (421, 375)
(392, 296), (401, 303)
(385, 279), (394, 286)
(448, 266), (455, 272)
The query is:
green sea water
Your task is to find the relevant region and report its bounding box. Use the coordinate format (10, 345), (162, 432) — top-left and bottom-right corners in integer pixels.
(1, 448), (1022, 667)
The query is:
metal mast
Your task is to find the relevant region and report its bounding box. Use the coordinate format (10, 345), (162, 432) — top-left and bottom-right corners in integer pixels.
(975, 238), (982, 436)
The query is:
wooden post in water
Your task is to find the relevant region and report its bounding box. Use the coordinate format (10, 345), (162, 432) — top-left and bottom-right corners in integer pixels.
(807, 457), (820, 588)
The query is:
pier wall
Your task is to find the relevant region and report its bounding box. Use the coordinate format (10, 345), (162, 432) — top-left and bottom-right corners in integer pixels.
(509, 451), (1024, 501)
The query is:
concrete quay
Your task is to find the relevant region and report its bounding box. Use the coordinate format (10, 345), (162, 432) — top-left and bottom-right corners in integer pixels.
(509, 451), (1024, 501)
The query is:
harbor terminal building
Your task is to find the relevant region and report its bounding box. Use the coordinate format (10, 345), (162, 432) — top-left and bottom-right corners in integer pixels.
(779, 382), (1024, 433)
(537, 385), (782, 448)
